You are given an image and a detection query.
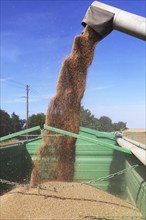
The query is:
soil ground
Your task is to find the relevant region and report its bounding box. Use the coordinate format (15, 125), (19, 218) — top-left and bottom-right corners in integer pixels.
(123, 130), (146, 145)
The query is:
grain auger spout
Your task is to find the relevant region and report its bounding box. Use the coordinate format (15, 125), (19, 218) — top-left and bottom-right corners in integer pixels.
(82, 1), (146, 41)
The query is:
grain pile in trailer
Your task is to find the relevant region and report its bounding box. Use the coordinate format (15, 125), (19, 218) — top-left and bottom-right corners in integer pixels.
(0, 181), (143, 219)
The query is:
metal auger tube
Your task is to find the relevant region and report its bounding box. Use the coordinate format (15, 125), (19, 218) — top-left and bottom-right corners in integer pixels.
(82, 1), (146, 41)
(91, 1), (146, 41)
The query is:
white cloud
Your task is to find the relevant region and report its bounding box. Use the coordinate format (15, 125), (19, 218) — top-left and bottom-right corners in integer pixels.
(0, 77), (12, 83)
(89, 86), (109, 91)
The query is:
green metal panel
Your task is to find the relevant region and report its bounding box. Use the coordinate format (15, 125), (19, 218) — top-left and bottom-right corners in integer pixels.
(74, 127), (126, 196)
(80, 127), (116, 140)
(44, 125), (131, 154)
(22, 126), (127, 196)
(125, 155), (146, 218)
(75, 139), (126, 197)
(23, 126), (128, 196)
(0, 126), (41, 142)
(0, 143), (32, 193)
(26, 138), (43, 159)
(22, 126), (129, 197)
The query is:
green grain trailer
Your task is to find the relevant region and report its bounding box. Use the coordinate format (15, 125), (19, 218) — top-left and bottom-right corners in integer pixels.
(0, 125), (146, 218)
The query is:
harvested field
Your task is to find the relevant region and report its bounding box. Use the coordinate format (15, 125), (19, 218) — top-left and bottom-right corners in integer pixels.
(0, 181), (142, 220)
(123, 130), (146, 145)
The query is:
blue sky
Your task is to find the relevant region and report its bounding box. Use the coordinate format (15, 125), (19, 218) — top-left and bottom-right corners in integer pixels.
(0, 0), (145, 128)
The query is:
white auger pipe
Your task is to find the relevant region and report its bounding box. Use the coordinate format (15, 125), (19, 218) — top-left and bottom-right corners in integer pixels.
(123, 136), (146, 150)
(92, 1), (146, 41)
(117, 138), (146, 166)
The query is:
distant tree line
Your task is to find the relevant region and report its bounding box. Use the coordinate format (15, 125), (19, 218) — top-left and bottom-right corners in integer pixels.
(0, 107), (127, 137)
(0, 110), (25, 137)
(80, 106), (127, 132)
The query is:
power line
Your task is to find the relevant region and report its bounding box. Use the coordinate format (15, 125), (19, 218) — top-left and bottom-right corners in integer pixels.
(29, 88), (41, 97)
(1, 81), (25, 89)
(8, 79), (25, 87)
(1, 78), (47, 98)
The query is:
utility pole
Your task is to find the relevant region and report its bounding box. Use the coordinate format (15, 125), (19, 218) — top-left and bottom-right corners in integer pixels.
(26, 84), (29, 131)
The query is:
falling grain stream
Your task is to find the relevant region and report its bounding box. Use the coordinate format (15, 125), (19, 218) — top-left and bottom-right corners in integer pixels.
(30, 26), (100, 185)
